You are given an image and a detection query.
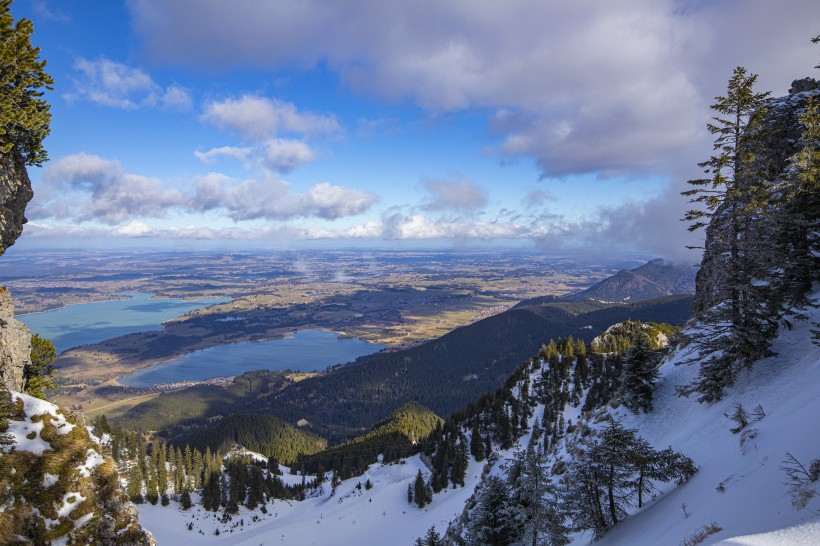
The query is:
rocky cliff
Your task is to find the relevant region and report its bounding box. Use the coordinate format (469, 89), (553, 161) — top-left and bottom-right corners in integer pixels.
(0, 149), (33, 256)
(0, 287), (31, 392)
(694, 77), (819, 314)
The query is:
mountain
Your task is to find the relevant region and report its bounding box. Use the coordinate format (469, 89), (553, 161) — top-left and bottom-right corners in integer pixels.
(568, 258), (696, 302)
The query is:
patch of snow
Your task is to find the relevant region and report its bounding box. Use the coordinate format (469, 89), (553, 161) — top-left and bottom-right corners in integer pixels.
(76, 449), (104, 478)
(57, 492), (86, 519)
(43, 473), (59, 489)
(4, 413), (49, 454)
(713, 520), (820, 545)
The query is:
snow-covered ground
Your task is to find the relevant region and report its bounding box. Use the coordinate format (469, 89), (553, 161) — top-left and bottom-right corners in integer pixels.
(139, 454), (483, 545)
(594, 303), (820, 546)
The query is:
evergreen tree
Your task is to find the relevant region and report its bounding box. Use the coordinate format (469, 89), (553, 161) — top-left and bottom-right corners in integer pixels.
(157, 444), (168, 497)
(506, 444), (569, 546)
(0, 0), (53, 169)
(466, 475), (524, 546)
(681, 66), (776, 403)
(414, 470), (428, 508)
(180, 490), (192, 510)
(127, 463), (144, 504)
(470, 420), (485, 462)
(618, 332), (660, 413)
(23, 334), (57, 399)
(422, 525), (442, 546)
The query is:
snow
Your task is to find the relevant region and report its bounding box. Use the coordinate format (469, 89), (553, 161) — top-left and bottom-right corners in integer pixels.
(76, 448), (105, 478)
(57, 492), (86, 519)
(592, 301), (820, 546)
(43, 473), (59, 489)
(139, 455), (483, 545)
(713, 520), (820, 545)
(3, 392), (77, 456)
(4, 411), (49, 454)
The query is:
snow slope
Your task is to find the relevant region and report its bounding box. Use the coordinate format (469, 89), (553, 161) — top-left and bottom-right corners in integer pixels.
(139, 454), (482, 545)
(593, 303), (820, 546)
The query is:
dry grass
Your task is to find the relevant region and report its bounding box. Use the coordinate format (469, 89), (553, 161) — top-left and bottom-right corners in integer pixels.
(681, 521), (723, 546)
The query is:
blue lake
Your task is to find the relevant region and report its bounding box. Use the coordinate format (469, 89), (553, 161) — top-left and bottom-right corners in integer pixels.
(19, 292), (227, 354)
(118, 329), (384, 387)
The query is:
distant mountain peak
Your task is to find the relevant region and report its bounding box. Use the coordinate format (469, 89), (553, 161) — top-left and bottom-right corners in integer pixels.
(569, 259), (696, 303)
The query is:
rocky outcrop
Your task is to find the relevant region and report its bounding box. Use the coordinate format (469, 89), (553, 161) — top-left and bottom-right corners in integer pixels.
(0, 286), (30, 392)
(694, 78), (819, 313)
(0, 391), (155, 545)
(0, 149), (34, 256)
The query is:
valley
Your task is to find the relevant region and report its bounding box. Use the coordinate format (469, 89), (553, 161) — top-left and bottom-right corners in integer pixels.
(1, 249), (649, 415)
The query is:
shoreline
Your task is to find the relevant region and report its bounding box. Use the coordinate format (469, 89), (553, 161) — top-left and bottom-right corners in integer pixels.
(110, 327), (384, 389)
(15, 291), (228, 318)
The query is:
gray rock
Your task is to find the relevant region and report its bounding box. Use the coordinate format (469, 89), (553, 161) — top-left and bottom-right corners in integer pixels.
(789, 77), (820, 95)
(0, 149), (34, 256)
(0, 286), (31, 392)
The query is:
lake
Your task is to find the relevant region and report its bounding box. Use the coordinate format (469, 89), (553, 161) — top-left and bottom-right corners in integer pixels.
(118, 329), (384, 387)
(19, 292), (228, 354)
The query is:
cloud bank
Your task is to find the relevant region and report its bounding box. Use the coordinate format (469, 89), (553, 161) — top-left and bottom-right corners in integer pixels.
(32, 153), (377, 225)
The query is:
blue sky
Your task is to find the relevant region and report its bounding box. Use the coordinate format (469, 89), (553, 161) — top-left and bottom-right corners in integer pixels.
(9, 0), (819, 259)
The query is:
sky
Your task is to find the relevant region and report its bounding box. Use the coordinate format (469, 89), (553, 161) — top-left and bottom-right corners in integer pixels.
(8, 0), (819, 261)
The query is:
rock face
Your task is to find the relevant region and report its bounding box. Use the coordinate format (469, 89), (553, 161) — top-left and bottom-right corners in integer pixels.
(694, 78), (819, 313)
(0, 286), (30, 392)
(0, 149), (34, 255)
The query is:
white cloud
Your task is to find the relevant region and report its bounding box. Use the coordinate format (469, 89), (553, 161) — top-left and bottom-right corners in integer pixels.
(129, 0), (819, 177)
(34, 153), (377, 225)
(191, 175), (377, 221)
(260, 139), (316, 172)
(161, 84), (194, 111)
(66, 57), (192, 111)
(423, 177), (487, 212)
(201, 95), (340, 141)
(39, 153), (187, 224)
(194, 146), (252, 164)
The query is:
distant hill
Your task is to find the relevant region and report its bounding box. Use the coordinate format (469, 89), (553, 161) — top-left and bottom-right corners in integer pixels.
(294, 402), (443, 474)
(182, 413), (326, 465)
(568, 259), (696, 303)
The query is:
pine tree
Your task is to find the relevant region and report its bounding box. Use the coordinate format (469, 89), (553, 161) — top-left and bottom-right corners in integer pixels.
(0, 0), (53, 169)
(466, 475), (524, 546)
(681, 66), (775, 403)
(157, 443), (168, 496)
(127, 463), (144, 504)
(24, 335), (57, 399)
(470, 420), (485, 462)
(414, 470), (428, 508)
(423, 525), (442, 546)
(506, 444), (569, 546)
(618, 332), (659, 413)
